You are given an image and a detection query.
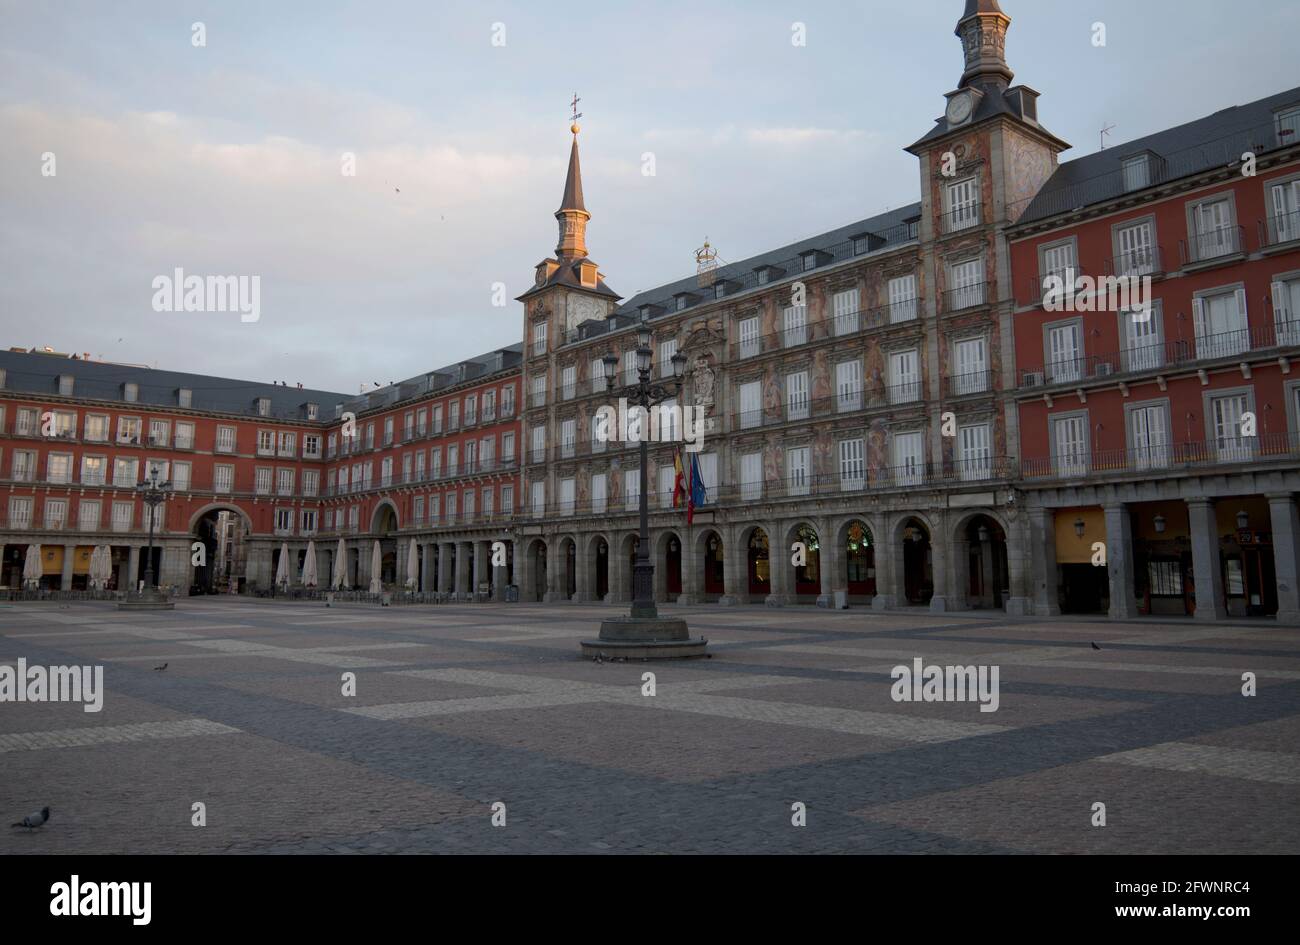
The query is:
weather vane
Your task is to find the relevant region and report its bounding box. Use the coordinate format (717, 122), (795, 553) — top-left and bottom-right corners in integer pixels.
(570, 93), (582, 134)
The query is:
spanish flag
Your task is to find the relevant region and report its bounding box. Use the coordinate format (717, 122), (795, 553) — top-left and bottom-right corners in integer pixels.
(672, 449), (687, 509)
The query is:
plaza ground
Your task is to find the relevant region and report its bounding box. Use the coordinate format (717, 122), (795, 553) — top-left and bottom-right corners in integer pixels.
(2, 599), (1298, 854)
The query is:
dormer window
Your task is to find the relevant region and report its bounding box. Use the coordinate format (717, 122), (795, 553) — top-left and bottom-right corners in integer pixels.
(639, 305), (652, 320)
(123, 382), (138, 403)
(58, 374), (74, 396)
(306, 402), (319, 420)
(714, 282), (726, 300)
(177, 388), (192, 407)
(578, 261), (598, 287)
(1277, 105), (1300, 146)
(853, 236), (868, 256)
(256, 397), (271, 417)
(334, 402), (344, 419)
(757, 268), (770, 285)
(675, 295), (688, 312)
(0, 368), (6, 388)
(801, 252), (817, 272)
(1122, 154), (1150, 192)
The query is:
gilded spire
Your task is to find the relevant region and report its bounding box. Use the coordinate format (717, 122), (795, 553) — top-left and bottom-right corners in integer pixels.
(555, 95), (590, 260)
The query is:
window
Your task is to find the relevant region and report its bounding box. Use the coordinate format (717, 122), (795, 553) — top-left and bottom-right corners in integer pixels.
(622, 349), (638, 385)
(1268, 179), (1300, 244)
(255, 468), (272, 495)
(482, 487), (493, 518)
(44, 498), (68, 530)
(256, 430), (274, 455)
(949, 258), (984, 309)
(531, 374), (547, 408)
(214, 465), (234, 493)
(783, 304), (807, 348)
(957, 423), (991, 480)
(531, 425), (545, 463)
(839, 438), (865, 490)
(1040, 240), (1076, 293)
(464, 441), (476, 475)
(175, 421), (195, 449)
(786, 371), (809, 421)
(741, 452), (762, 501)
(109, 499), (133, 531)
(306, 403), (318, 420)
(381, 456), (394, 485)
(446, 492), (457, 522)
(365, 422), (375, 448)
(697, 453), (717, 504)
(430, 494), (441, 523)
(739, 381), (762, 429)
(277, 468), (294, 495)
(256, 397), (271, 417)
(301, 509), (317, 535)
(676, 295), (688, 312)
(953, 337), (988, 394)
(889, 275), (920, 323)
(430, 448), (442, 479)
(447, 444), (459, 476)
(1121, 155), (1150, 192)
(465, 395), (477, 425)
(1188, 196), (1236, 261)
(1209, 392), (1253, 463)
(432, 405), (444, 433)
(787, 447), (810, 496)
(836, 360), (862, 412)
(531, 481), (545, 517)
(80, 454), (106, 486)
(892, 431), (924, 486)
(624, 468), (640, 511)
(738, 316), (760, 358)
(278, 431), (296, 456)
(501, 385), (515, 416)
(945, 177), (978, 231)
(1148, 560), (1184, 596)
(714, 283), (726, 300)
(13, 406), (39, 436)
(591, 412), (607, 454)
(275, 508), (293, 534)
(888, 349), (920, 403)
(414, 451), (426, 481)
(832, 288), (860, 336)
(50, 410), (76, 438)
(853, 236), (869, 255)
(403, 412), (415, 440)
(9, 497), (33, 529)
(84, 414), (109, 442)
(501, 485), (513, 516)
(46, 453), (72, 484)
(1115, 219), (1156, 276)
(383, 417), (394, 445)
(532, 321), (548, 356)
(1123, 302), (1164, 371)
(502, 431), (516, 464)
(117, 416), (141, 444)
(1277, 105), (1300, 146)
(413, 496), (425, 524)
(113, 457), (139, 487)
(591, 472), (607, 514)
(659, 338), (678, 378)
(557, 478), (579, 516)
(416, 408), (428, 435)
(216, 426), (236, 452)
(57, 375), (74, 396)
(463, 489), (475, 521)
(1274, 277), (1300, 345)
(1129, 402), (1169, 470)
(1193, 288), (1248, 359)
(657, 465), (675, 508)
(802, 253), (816, 272)
(79, 500), (101, 532)
(560, 366), (576, 401)
(561, 418), (576, 458)
(145, 418), (167, 447)
(1046, 321), (1082, 383)
(123, 382), (138, 403)
(303, 434), (320, 458)
(11, 450), (35, 482)
(172, 461), (191, 492)
(1051, 414), (1089, 477)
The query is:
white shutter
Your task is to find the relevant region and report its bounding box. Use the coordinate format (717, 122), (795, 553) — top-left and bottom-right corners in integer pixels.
(591, 473), (607, 514)
(560, 478), (576, 515)
(740, 381), (761, 428)
(833, 289), (860, 336)
(836, 360), (862, 410)
(787, 372), (808, 419)
(698, 453), (717, 502)
(1272, 184), (1291, 242)
(739, 317), (759, 357)
(1192, 297), (1207, 355)
(741, 452), (762, 500)
(658, 465), (675, 507)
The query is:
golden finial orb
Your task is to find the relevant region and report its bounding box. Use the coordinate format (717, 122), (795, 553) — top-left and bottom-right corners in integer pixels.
(571, 122), (580, 135)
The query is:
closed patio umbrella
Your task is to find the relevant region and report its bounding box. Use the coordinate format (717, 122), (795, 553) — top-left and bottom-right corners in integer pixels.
(405, 538), (419, 590)
(333, 538), (348, 589)
(22, 544), (42, 588)
(87, 546), (101, 589)
(302, 540), (319, 588)
(275, 542), (291, 589)
(369, 541), (382, 594)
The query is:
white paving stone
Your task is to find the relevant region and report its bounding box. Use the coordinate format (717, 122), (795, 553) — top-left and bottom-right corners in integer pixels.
(0, 719), (240, 753)
(1098, 742), (1300, 784)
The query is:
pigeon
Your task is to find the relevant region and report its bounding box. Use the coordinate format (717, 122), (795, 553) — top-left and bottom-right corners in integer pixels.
(154, 662), (168, 672)
(12, 807), (50, 830)
(1090, 642), (1102, 650)
(593, 653), (603, 664)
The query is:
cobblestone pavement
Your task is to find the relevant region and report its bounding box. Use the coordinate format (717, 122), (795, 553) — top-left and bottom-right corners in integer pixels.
(2, 599), (1298, 854)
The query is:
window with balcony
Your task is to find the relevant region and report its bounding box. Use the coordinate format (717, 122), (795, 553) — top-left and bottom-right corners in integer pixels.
(117, 416), (141, 445)
(15, 407), (38, 436)
(832, 288), (860, 336)
(1127, 402), (1170, 470)
(274, 508), (293, 534)
(216, 425), (236, 453)
(174, 421), (194, 449)
(531, 374), (547, 408)
(559, 477), (576, 516)
(301, 509), (317, 535)
(416, 408), (428, 435)
(836, 360), (862, 412)
(502, 432), (515, 465)
(1208, 391), (1254, 463)
(1274, 277), (1300, 345)
(1045, 320), (1083, 383)
(501, 385), (515, 416)
(257, 430), (275, 455)
(279, 431), (296, 456)
(787, 447), (810, 496)
(465, 396), (477, 425)
(1268, 179), (1300, 245)
(1039, 240), (1077, 297)
(1122, 302), (1165, 371)
(1051, 413), (1089, 477)
(785, 371), (809, 421)
(80, 454), (106, 486)
(591, 472), (607, 515)
(84, 414), (109, 442)
(948, 258), (984, 309)
(888, 349), (920, 403)
(12, 450), (35, 482)
(255, 467), (272, 495)
(79, 500), (101, 531)
(1193, 287), (1248, 359)
(113, 457), (139, 488)
(888, 274), (917, 323)
(46, 453), (72, 484)
(214, 465), (233, 493)
(657, 465), (674, 508)
(839, 438), (864, 491)
(531, 425), (545, 463)
(892, 431), (924, 486)
(147, 418), (169, 447)
(1187, 196), (1237, 261)
(44, 498), (68, 530)
(953, 337), (988, 395)
(782, 304), (807, 348)
(172, 461), (191, 492)
(659, 338), (678, 378)
(482, 391), (495, 422)
(432, 405), (443, 433)
(738, 316), (760, 359)
(957, 422), (992, 481)
(945, 177), (978, 231)
(501, 485), (513, 516)
(739, 381), (762, 429)
(740, 452), (762, 501)
(561, 366), (576, 400)
(561, 419), (576, 458)
(277, 468), (294, 495)
(623, 468), (639, 511)
(1115, 219), (1157, 276)
(112, 500), (133, 531)
(531, 481), (545, 517)
(8, 496), (33, 529)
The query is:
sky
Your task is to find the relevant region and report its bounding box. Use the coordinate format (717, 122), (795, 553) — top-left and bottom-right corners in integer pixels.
(1, 0), (1297, 395)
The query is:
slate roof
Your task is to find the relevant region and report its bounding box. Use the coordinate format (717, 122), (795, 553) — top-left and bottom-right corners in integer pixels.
(1017, 86), (1300, 226)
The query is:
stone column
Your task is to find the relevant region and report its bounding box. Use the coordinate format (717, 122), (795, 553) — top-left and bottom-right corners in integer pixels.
(438, 541), (454, 595)
(1187, 498), (1227, 621)
(516, 540), (534, 601)
(542, 537), (562, 602)
(60, 543), (76, 590)
(455, 540), (471, 597)
(494, 539), (509, 600)
(474, 540), (489, 598)
(719, 525), (745, 606)
(872, 523), (897, 610)
(652, 537), (668, 603)
(948, 533), (971, 610)
(127, 545), (141, 592)
(1269, 494), (1300, 623)
(1105, 503), (1138, 619)
(1004, 516), (1032, 616)
(765, 522), (788, 606)
(1028, 507), (1060, 615)
(421, 542), (434, 593)
(929, 523), (948, 613)
(574, 537), (594, 602)
(817, 518), (842, 608)
(678, 530), (702, 605)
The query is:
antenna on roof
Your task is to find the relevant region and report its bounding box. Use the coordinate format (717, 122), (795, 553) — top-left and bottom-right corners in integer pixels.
(1100, 122), (1116, 150)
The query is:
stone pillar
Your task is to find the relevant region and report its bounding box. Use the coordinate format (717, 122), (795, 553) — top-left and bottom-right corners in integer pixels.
(421, 542), (434, 593)
(1269, 494), (1300, 623)
(542, 537), (562, 602)
(765, 522), (788, 606)
(929, 523), (948, 613)
(474, 540), (489, 598)
(948, 533), (971, 610)
(516, 540), (534, 601)
(574, 537), (594, 602)
(494, 539), (510, 600)
(719, 525), (745, 606)
(678, 531), (702, 605)
(1105, 503), (1138, 619)
(1187, 498), (1227, 621)
(60, 543), (76, 590)
(456, 540), (471, 597)
(438, 541), (454, 595)
(1004, 516), (1032, 616)
(652, 537), (668, 603)
(818, 518), (842, 608)
(127, 545), (141, 592)
(1028, 507), (1060, 615)
(872, 523), (897, 610)
(396, 541), (408, 590)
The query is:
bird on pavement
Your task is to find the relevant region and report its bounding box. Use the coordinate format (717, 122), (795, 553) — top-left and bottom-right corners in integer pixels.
(12, 807), (50, 830)
(1090, 642), (1102, 650)
(154, 662), (168, 671)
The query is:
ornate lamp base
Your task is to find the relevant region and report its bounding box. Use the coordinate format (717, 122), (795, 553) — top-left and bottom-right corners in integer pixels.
(581, 616), (708, 660)
(118, 586), (175, 610)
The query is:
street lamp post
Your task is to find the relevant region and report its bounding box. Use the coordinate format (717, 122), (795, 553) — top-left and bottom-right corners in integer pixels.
(579, 316), (707, 659)
(119, 463), (176, 610)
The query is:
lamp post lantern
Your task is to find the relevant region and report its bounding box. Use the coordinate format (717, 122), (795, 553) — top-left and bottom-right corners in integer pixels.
(119, 462), (176, 610)
(579, 321), (706, 658)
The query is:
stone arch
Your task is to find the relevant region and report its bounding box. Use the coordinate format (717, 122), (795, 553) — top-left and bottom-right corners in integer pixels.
(523, 536), (548, 602)
(188, 503), (255, 594)
(586, 532), (611, 601)
(890, 512), (936, 606)
(738, 524), (771, 602)
(694, 527), (725, 599)
(780, 520), (822, 602)
(654, 528), (684, 601)
(832, 515), (878, 602)
(950, 510), (1010, 610)
(370, 499), (400, 534)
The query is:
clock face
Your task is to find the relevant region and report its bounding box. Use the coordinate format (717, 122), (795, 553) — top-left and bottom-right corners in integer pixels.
(946, 93), (973, 125)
